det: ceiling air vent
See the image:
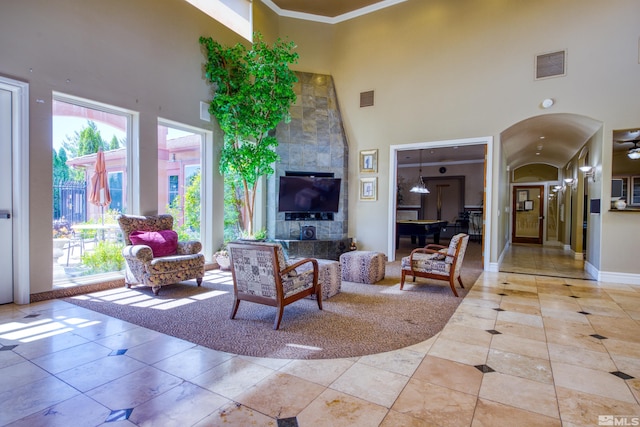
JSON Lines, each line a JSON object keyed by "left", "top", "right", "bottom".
{"left": 535, "top": 50, "right": 566, "bottom": 79}
{"left": 360, "top": 90, "right": 374, "bottom": 108}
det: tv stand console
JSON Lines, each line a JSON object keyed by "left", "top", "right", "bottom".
{"left": 275, "top": 238, "right": 351, "bottom": 261}
{"left": 285, "top": 212, "right": 334, "bottom": 221}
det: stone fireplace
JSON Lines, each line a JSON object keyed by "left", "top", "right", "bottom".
{"left": 266, "top": 72, "right": 350, "bottom": 258}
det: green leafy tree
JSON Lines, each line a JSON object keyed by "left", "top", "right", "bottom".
{"left": 108, "top": 135, "right": 121, "bottom": 150}
{"left": 223, "top": 175, "right": 243, "bottom": 242}
{"left": 200, "top": 32, "right": 298, "bottom": 235}
{"left": 62, "top": 120, "right": 107, "bottom": 158}
{"left": 165, "top": 170, "right": 201, "bottom": 241}
{"left": 183, "top": 170, "right": 201, "bottom": 238}
{"left": 53, "top": 148, "right": 71, "bottom": 184}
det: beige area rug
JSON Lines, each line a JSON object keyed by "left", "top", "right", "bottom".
{"left": 65, "top": 245, "right": 482, "bottom": 360}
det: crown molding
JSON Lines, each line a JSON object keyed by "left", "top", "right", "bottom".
{"left": 260, "top": 0, "right": 407, "bottom": 24}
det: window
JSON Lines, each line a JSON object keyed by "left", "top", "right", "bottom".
{"left": 108, "top": 172, "right": 124, "bottom": 212}
{"left": 52, "top": 93, "right": 133, "bottom": 282}
{"left": 185, "top": 165, "right": 201, "bottom": 184}
{"left": 158, "top": 122, "right": 203, "bottom": 241}
{"left": 632, "top": 177, "right": 640, "bottom": 205}
{"left": 184, "top": 0, "right": 252, "bottom": 40}
{"left": 168, "top": 175, "right": 179, "bottom": 206}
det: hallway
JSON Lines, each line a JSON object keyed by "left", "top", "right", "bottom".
{"left": 2, "top": 245, "right": 639, "bottom": 425}
{"left": 500, "top": 244, "right": 592, "bottom": 280}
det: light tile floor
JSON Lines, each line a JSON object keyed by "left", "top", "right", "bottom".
{"left": 2, "top": 247, "right": 639, "bottom": 426}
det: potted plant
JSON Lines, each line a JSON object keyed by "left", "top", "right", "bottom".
{"left": 214, "top": 244, "right": 230, "bottom": 271}
{"left": 199, "top": 32, "right": 298, "bottom": 237}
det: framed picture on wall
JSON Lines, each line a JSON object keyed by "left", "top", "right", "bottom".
{"left": 360, "top": 177, "right": 377, "bottom": 201}
{"left": 360, "top": 149, "right": 378, "bottom": 173}
{"left": 517, "top": 190, "right": 528, "bottom": 202}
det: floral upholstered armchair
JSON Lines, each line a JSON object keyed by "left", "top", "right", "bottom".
{"left": 227, "top": 241, "right": 322, "bottom": 330}
{"left": 400, "top": 233, "right": 469, "bottom": 297}
{"left": 117, "top": 214, "right": 205, "bottom": 295}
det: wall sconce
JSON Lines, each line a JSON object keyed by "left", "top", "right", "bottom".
{"left": 580, "top": 166, "right": 596, "bottom": 182}
{"left": 564, "top": 177, "right": 576, "bottom": 187}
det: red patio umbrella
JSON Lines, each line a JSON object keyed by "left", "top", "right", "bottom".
{"left": 89, "top": 149, "right": 111, "bottom": 225}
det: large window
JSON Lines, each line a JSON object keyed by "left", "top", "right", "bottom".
{"left": 158, "top": 122, "right": 203, "bottom": 241}
{"left": 52, "top": 94, "right": 132, "bottom": 282}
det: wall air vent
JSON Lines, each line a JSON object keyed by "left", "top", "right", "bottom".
{"left": 200, "top": 101, "right": 211, "bottom": 122}
{"left": 535, "top": 50, "right": 566, "bottom": 79}
{"left": 360, "top": 90, "right": 374, "bottom": 107}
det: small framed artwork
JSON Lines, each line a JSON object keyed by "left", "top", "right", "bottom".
{"left": 360, "top": 177, "right": 377, "bottom": 201}
{"left": 517, "top": 190, "right": 529, "bottom": 202}
{"left": 360, "top": 149, "right": 378, "bottom": 173}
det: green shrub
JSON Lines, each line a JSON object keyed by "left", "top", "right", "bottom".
{"left": 81, "top": 241, "right": 125, "bottom": 274}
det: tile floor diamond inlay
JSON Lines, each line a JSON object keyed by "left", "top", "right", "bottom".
{"left": 105, "top": 408, "right": 133, "bottom": 422}
{"left": 2, "top": 246, "right": 638, "bottom": 426}
{"left": 277, "top": 417, "right": 299, "bottom": 427}
{"left": 610, "top": 371, "right": 635, "bottom": 380}
{"left": 475, "top": 364, "right": 496, "bottom": 373}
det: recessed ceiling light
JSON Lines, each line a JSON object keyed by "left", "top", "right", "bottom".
{"left": 539, "top": 136, "right": 545, "bottom": 139}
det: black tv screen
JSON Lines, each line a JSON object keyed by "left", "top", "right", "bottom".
{"left": 278, "top": 176, "right": 341, "bottom": 212}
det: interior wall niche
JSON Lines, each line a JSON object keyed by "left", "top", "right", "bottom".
{"left": 266, "top": 72, "right": 349, "bottom": 240}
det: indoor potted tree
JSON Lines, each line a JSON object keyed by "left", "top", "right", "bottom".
{"left": 199, "top": 32, "right": 298, "bottom": 237}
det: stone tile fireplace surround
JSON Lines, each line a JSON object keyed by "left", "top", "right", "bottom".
{"left": 266, "top": 72, "right": 349, "bottom": 257}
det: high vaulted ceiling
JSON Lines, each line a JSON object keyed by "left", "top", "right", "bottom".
{"left": 263, "top": 1, "right": 613, "bottom": 171}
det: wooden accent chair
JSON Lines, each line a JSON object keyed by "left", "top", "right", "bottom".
{"left": 227, "top": 241, "right": 322, "bottom": 330}
{"left": 400, "top": 233, "right": 469, "bottom": 297}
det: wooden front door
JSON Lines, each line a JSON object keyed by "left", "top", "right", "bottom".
{"left": 512, "top": 185, "right": 544, "bottom": 244}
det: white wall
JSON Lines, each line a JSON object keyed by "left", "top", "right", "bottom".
{"left": 281, "top": 0, "right": 640, "bottom": 277}
{"left": 0, "top": 0, "right": 240, "bottom": 294}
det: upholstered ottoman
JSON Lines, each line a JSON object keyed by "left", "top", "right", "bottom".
{"left": 295, "top": 258, "right": 341, "bottom": 300}
{"left": 340, "top": 251, "right": 386, "bottom": 284}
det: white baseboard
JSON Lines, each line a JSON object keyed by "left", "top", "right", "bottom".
{"left": 598, "top": 270, "right": 640, "bottom": 285}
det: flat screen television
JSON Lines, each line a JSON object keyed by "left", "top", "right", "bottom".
{"left": 278, "top": 176, "right": 341, "bottom": 212}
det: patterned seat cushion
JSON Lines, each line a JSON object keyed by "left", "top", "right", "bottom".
{"left": 230, "top": 243, "right": 314, "bottom": 298}
{"left": 340, "top": 251, "right": 386, "bottom": 284}
{"left": 401, "top": 253, "right": 450, "bottom": 276}
{"left": 401, "top": 233, "right": 468, "bottom": 277}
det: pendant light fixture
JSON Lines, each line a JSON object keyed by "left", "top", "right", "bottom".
{"left": 410, "top": 149, "right": 430, "bottom": 194}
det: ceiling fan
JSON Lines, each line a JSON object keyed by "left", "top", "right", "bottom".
{"left": 616, "top": 138, "right": 640, "bottom": 160}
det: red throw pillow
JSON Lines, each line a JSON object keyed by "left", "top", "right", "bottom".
{"left": 129, "top": 230, "right": 178, "bottom": 257}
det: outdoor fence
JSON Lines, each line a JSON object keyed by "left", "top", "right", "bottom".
{"left": 53, "top": 181, "right": 87, "bottom": 223}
